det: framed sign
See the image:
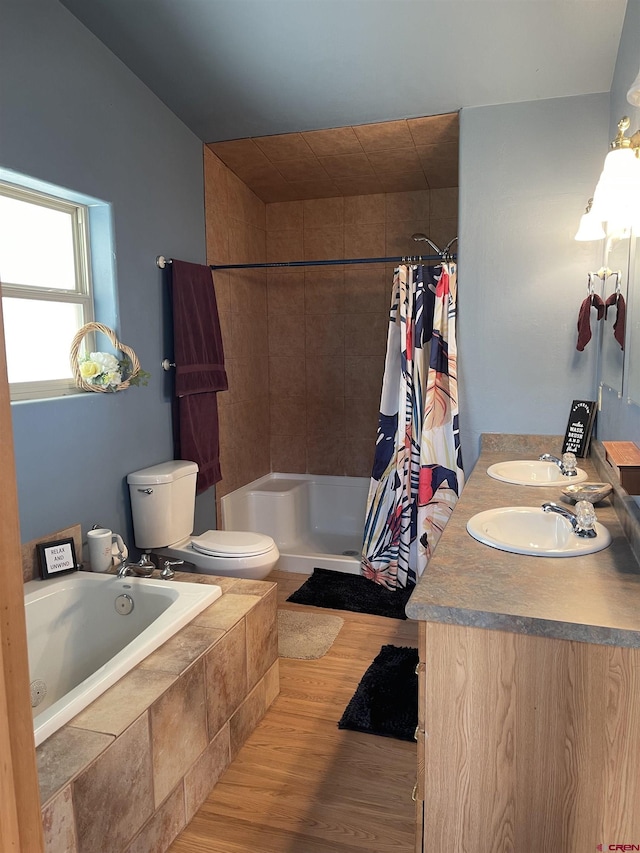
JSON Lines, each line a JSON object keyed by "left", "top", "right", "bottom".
{"left": 561, "top": 400, "right": 597, "bottom": 458}
{"left": 37, "top": 537, "right": 79, "bottom": 579}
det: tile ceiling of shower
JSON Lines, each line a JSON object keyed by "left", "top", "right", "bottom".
{"left": 206, "top": 112, "right": 458, "bottom": 203}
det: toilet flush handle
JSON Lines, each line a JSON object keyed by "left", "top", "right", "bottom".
{"left": 137, "top": 488, "right": 153, "bottom": 494}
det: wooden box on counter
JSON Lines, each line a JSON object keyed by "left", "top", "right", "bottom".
{"left": 602, "top": 441, "right": 640, "bottom": 494}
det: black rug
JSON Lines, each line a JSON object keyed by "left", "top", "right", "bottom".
{"left": 286, "top": 567, "right": 413, "bottom": 620}
{"left": 338, "top": 645, "right": 419, "bottom": 742}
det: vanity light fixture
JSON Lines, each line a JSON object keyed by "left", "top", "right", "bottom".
{"left": 627, "top": 66, "right": 640, "bottom": 107}
{"left": 589, "top": 117, "right": 640, "bottom": 238}
{"left": 574, "top": 198, "right": 606, "bottom": 241}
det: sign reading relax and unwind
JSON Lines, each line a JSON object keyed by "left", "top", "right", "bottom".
{"left": 562, "top": 400, "right": 597, "bottom": 458}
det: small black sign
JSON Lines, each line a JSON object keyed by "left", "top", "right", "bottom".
{"left": 562, "top": 400, "right": 597, "bottom": 458}
{"left": 37, "top": 537, "right": 79, "bottom": 580}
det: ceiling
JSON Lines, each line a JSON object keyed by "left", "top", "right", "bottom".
{"left": 59, "top": 0, "right": 626, "bottom": 146}
{"left": 58, "top": 0, "right": 627, "bottom": 202}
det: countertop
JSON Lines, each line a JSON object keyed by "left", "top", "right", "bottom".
{"left": 406, "top": 435, "right": 640, "bottom": 647}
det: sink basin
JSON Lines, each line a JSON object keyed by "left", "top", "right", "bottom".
{"left": 487, "top": 460, "right": 588, "bottom": 486}
{"left": 467, "top": 506, "right": 611, "bottom": 557}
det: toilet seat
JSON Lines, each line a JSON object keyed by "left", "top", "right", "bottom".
{"left": 191, "top": 530, "right": 275, "bottom": 558}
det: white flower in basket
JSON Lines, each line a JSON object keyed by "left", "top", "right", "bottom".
{"left": 79, "top": 352, "right": 124, "bottom": 389}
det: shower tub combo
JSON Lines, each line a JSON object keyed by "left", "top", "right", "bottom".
{"left": 221, "top": 473, "right": 369, "bottom": 575}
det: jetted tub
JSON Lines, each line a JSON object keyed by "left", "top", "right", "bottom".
{"left": 221, "top": 473, "right": 369, "bottom": 575}
{"left": 25, "top": 572, "right": 221, "bottom": 746}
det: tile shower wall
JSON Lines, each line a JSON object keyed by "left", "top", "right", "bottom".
{"left": 266, "top": 189, "right": 458, "bottom": 477}
{"left": 204, "top": 148, "right": 270, "bottom": 505}
{"left": 204, "top": 147, "right": 458, "bottom": 494}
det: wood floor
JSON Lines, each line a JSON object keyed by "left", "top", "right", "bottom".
{"left": 169, "top": 569, "right": 419, "bottom": 853}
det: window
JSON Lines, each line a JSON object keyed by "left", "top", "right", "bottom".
{"left": 0, "top": 182, "right": 95, "bottom": 400}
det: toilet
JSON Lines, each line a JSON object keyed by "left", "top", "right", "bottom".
{"left": 127, "top": 460, "right": 279, "bottom": 579}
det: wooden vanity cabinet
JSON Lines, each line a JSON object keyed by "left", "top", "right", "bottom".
{"left": 416, "top": 620, "right": 640, "bottom": 852}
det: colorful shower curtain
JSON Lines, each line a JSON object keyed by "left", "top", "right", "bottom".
{"left": 361, "top": 262, "right": 464, "bottom": 590}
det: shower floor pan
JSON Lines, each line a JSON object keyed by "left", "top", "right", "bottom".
{"left": 221, "top": 473, "right": 369, "bottom": 575}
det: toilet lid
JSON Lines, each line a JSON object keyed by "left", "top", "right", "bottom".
{"left": 191, "top": 530, "right": 275, "bottom": 558}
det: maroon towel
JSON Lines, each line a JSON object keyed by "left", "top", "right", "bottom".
{"left": 170, "top": 260, "right": 228, "bottom": 492}
{"left": 175, "top": 393, "right": 222, "bottom": 492}
{"left": 576, "top": 293, "right": 604, "bottom": 352}
{"left": 605, "top": 292, "right": 626, "bottom": 350}
{"left": 171, "top": 259, "right": 228, "bottom": 396}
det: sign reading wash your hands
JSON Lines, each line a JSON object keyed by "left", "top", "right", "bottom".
{"left": 562, "top": 400, "right": 597, "bottom": 458}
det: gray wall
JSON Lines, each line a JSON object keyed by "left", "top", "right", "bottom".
{"left": 1, "top": 0, "right": 209, "bottom": 546}
{"left": 457, "top": 93, "right": 610, "bottom": 472}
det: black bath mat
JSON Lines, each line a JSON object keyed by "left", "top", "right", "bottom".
{"left": 338, "top": 644, "right": 419, "bottom": 741}
{"left": 286, "top": 567, "right": 413, "bottom": 620}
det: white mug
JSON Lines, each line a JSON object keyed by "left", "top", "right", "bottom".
{"left": 87, "top": 528, "right": 125, "bottom": 573}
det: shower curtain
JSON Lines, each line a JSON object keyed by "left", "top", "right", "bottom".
{"left": 361, "top": 262, "right": 463, "bottom": 590}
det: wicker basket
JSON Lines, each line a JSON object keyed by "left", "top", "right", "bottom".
{"left": 70, "top": 322, "right": 141, "bottom": 392}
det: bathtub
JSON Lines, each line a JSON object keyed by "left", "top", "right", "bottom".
{"left": 25, "top": 571, "right": 221, "bottom": 746}
{"left": 221, "top": 473, "right": 369, "bottom": 575}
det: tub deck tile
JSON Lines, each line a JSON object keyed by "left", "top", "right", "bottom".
{"left": 73, "top": 714, "right": 154, "bottom": 853}
{"left": 68, "top": 668, "right": 176, "bottom": 737}
{"left": 171, "top": 571, "right": 241, "bottom": 593}
{"left": 41, "top": 784, "right": 77, "bottom": 853}
{"left": 205, "top": 619, "right": 247, "bottom": 737}
{"left": 37, "top": 726, "right": 114, "bottom": 806}
{"left": 151, "top": 659, "right": 208, "bottom": 808}
{"left": 124, "top": 783, "right": 186, "bottom": 853}
{"left": 246, "top": 587, "right": 278, "bottom": 689}
{"left": 194, "top": 592, "right": 261, "bottom": 631}
{"left": 138, "top": 625, "right": 225, "bottom": 677}
{"left": 184, "top": 723, "right": 232, "bottom": 823}
{"left": 227, "top": 579, "right": 276, "bottom": 596}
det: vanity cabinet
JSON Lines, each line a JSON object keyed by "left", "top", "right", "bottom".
{"left": 416, "top": 621, "right": 640, "bottom": 852}
{"left": 408, "top": 437, "right": 640, "bottom": 853}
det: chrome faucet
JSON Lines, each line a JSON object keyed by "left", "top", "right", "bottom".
{"left": 118, "top": 553, "right": 156, "bottom": 578}
{"left": 117, "top": 553, "right": 156, "bottom": 578}
{"left": 542, "top": 500, "right": 597, "bottom": 538}
{"left": 539, "top": 452, "right": 578, "bottom": 477}
{"left": 160, "top": 559, "right": 184, "bottom": 580}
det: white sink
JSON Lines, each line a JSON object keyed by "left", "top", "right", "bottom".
{"left": 467, "top": 506, "right": 611, "bottom": 557}
{"left": 487, "top": 460, "right": 588, "bottom": 486}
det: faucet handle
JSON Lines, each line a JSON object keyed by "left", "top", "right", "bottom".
{"left": 575, "top": 499, "right": 597, "bottom": 531}
{"left": 562, "top": 452, "right": 577, "bottom": 476}
{"left": 160, "top": 559, "right": 183, "bottom": 580}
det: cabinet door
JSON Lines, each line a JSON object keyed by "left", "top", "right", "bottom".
{"left": 423, "top": 620, "right": 640, "bottom": 851}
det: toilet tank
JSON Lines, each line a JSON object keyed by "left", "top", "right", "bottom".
{"left": 127, "top": 460, "right": 198, "bottom": 549}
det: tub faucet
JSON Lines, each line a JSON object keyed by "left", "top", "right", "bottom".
{"left": 117, "top": 562, "right": 136, "bottom": 578}
{"left": 539, "top": 452, "right": 578, "bottom": 476}
{"left": 542, "top": 500, "right": 597, "bottom": 538}
{"left": 132, "top": 552, "right": 155, "bottom": 577}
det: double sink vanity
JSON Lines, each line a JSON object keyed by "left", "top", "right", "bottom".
{"left": 407, "top": 434, "right": 640, "bottom": 852}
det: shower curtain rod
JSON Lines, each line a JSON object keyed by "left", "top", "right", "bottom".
{"left": 156, "top": 253, "right": 456, "bottom": 271}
